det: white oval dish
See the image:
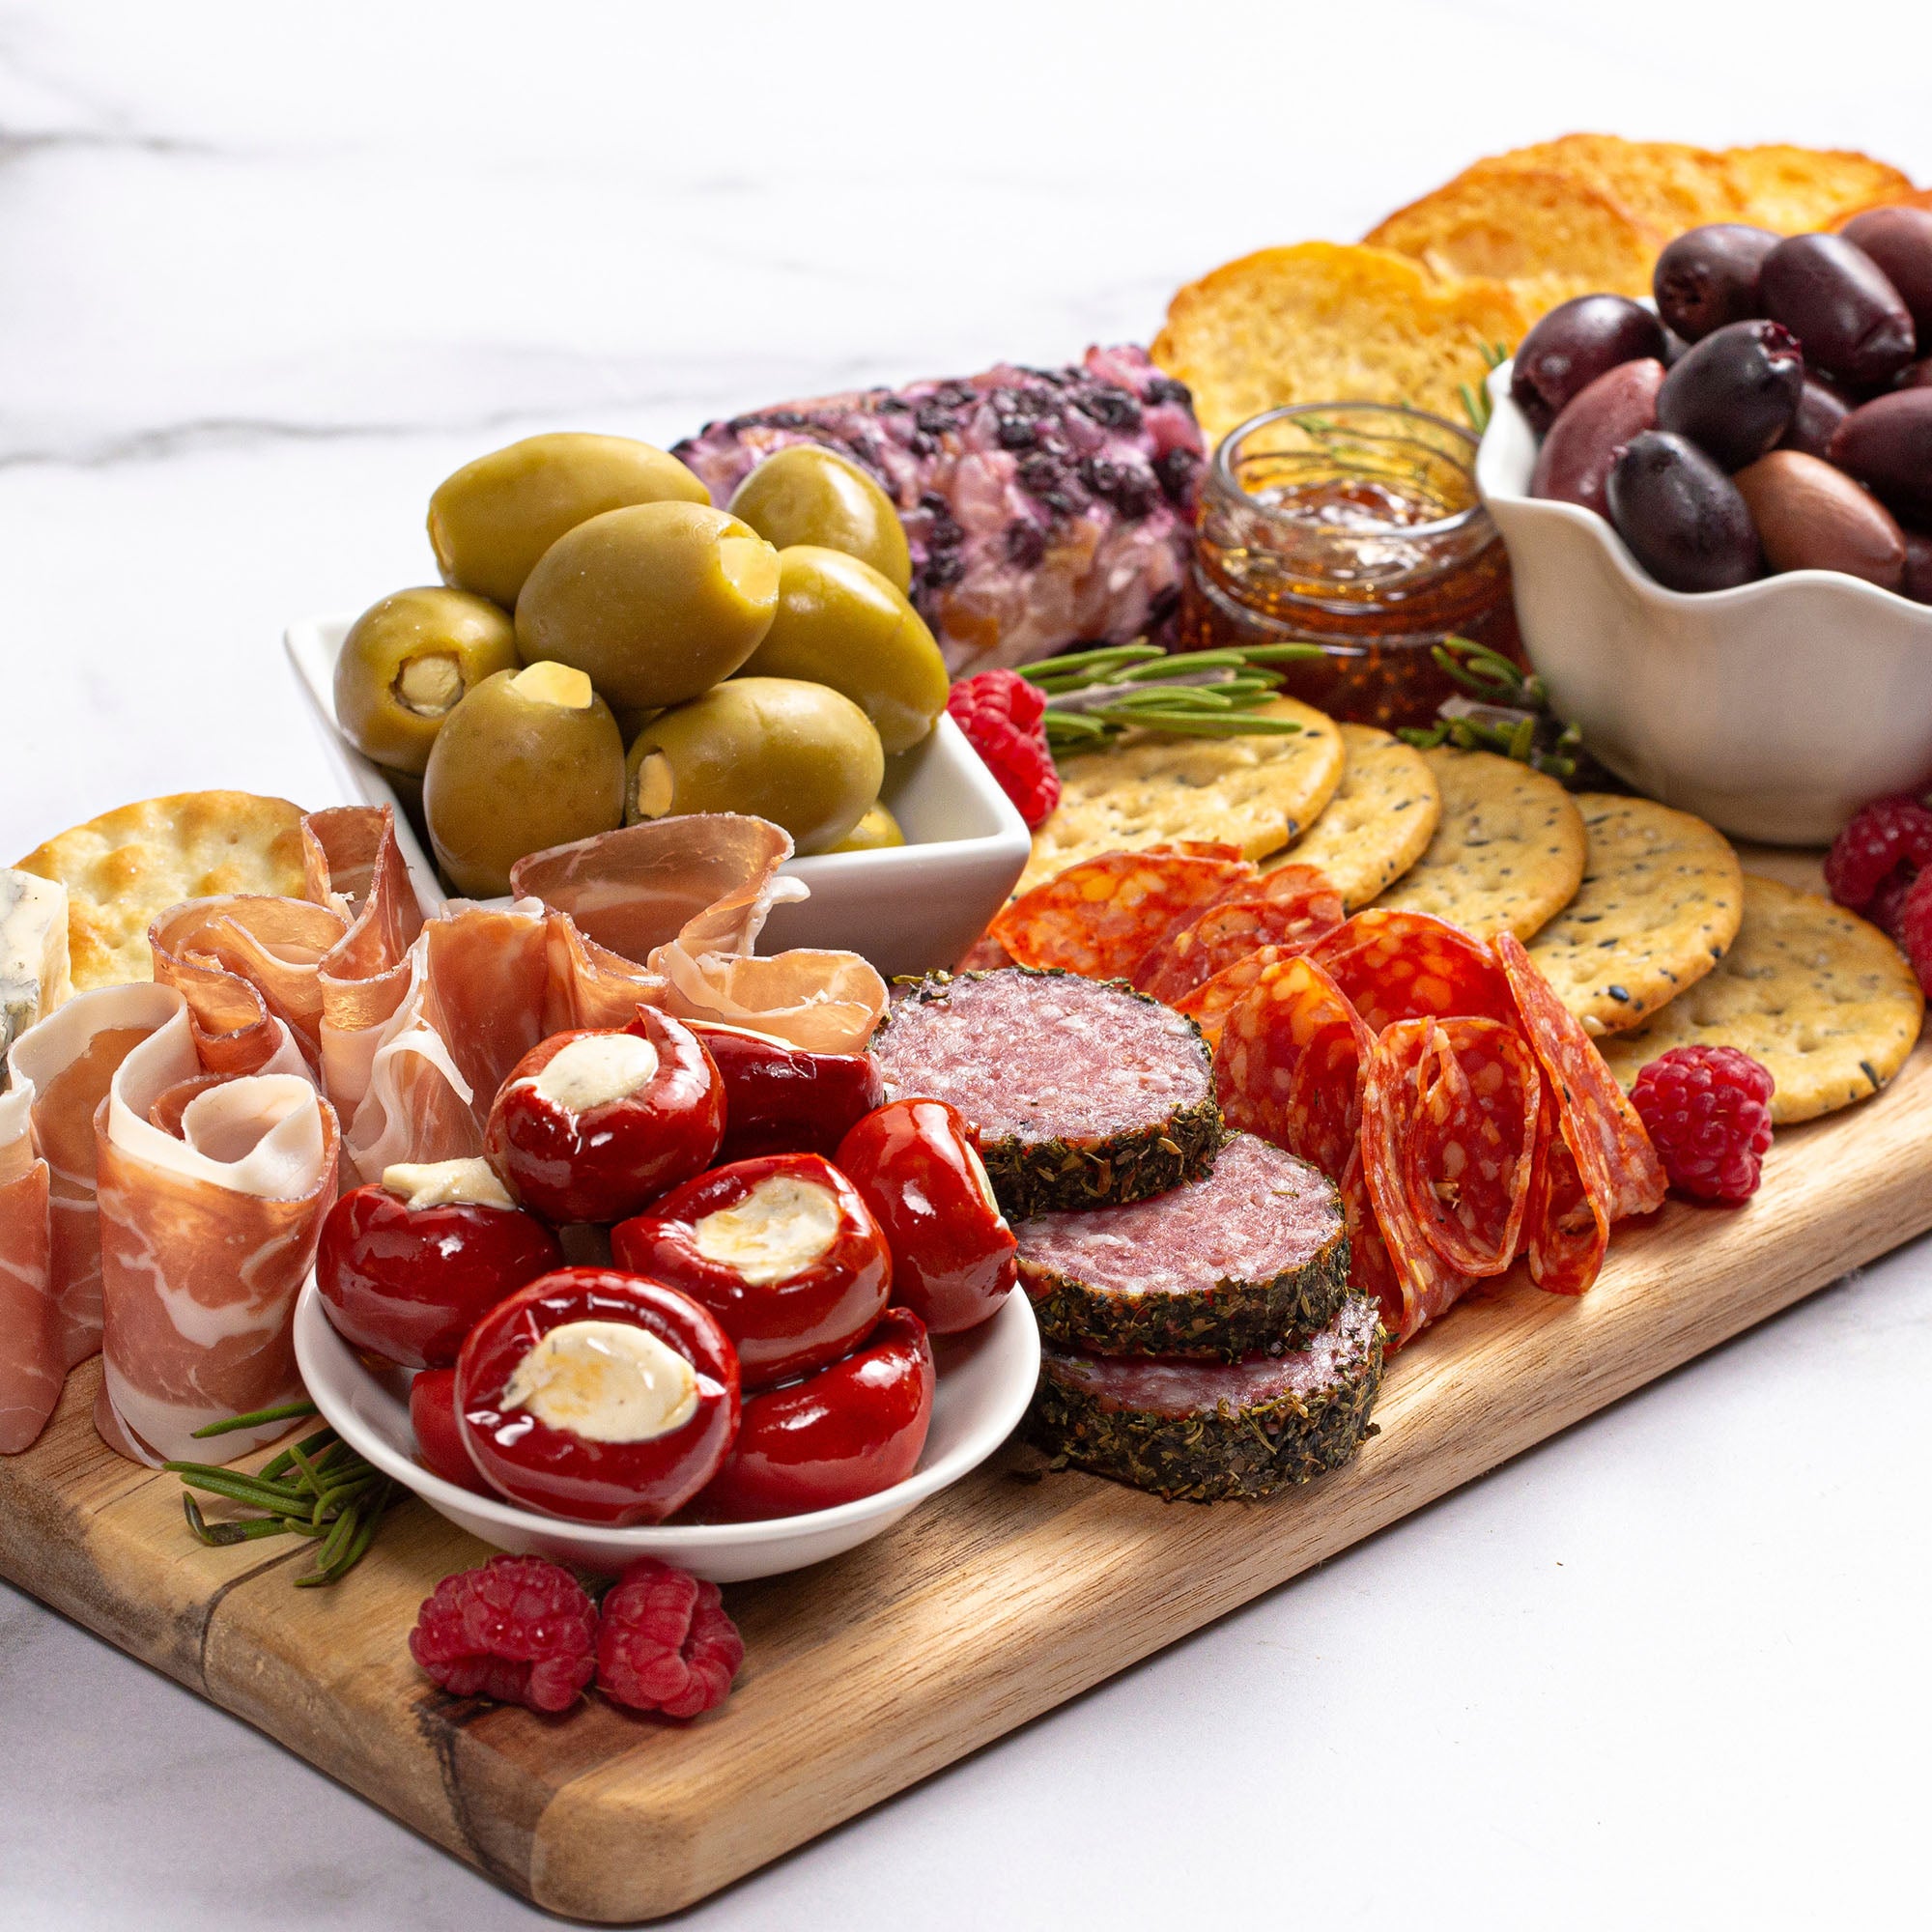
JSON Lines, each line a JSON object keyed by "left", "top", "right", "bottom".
{"left": 1475, "top": 363, "right": 1932, "bottom": 845}
{"left": 294, "top": 1275, "right": 1040, "bottom": 1582}
{"left": 283, "top": 613, "right": 1031, "bottom": 980}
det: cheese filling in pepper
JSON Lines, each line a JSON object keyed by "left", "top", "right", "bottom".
{"left": 692, "top": 1175, "right": 842, "bottom": 1285}
{"left": 501, "top": 1320, "right": 698, "bottom": 1443}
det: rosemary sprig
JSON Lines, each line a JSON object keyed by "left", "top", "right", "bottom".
{"left": 1458, "top": 341, "right": 1512, "bottom": 438}
{"left": 1026, "top": 642, "right": 1323, "bottom": 752}
{"left": 172, "top": 1400, "right": 398, "bottom": 1587}
{"left": 1397, "top": 638, "right": 1587, "bottom": 782}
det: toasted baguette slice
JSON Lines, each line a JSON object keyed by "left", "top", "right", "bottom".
{"left": 1151, "top": 241, "right": 1528, "bottom": 445}
{"left": 1487, "top": 134, "right": 1741, "bottom": 236}
{"left": 1364, "top": 161, "right": 1661, "bottom": 304}
{"left": 1721, "top": 145, "right": 1917, "bottom": 233}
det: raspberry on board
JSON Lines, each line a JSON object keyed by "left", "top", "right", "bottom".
{"left": 1629, "top": 1044, "right": 1776, "bottom": 1205}
{"left": 947, "top": 670, "right": 1061, "bottom": 829}
{"left": 409, "top": 1553, "right": 598, "bottom": 1714}
{"left": 596, "top": 1556, "right": 744, "bottom": 1719}
{"left": 1897, "top": 867, "right": 1932, "bottom": 997}
{"left": 1823, "top": 795, "right": 1932, "bottom": 915}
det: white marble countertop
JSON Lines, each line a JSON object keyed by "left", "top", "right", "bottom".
{"left": 3, "top": 2, "right": 1929, "bottom": 1925}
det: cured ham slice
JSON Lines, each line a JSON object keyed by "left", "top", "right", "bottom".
{"left": 0, "top": 1084, "right": 59, "bottom": 1453}
{"left": 95, "top": 1004, "right": 338, "bottom": 1464}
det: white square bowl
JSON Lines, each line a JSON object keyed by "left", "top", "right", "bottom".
{"left": 285, "top": 615, "right": 1031, "bottom": 978}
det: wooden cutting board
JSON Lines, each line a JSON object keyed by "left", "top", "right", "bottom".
{"left": 3, "top": 856, "right": 1927, "bottom": 1922}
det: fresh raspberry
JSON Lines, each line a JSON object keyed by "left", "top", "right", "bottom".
{"left": 1630, "top": 1045, "right": 1776, "bottom": 1205}
{"left": 595, "top": 1557, "right": 744, "bottom": 1719}
{"left": 1823, "top": 794, "right": 1932, "bottom": 915}
{"left": 1866, "top": 871, "right": 1915, "bottom": 942}
{"left": 947, "top": 669, "right": 1061, "bottom": 829}
{"left": 1896, "top": 867, "right": 1932, "bottom": 996}
{"left": 409, "top": 1554, "right": 598, "bottom": 1713}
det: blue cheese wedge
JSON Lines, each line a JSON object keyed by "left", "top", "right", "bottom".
{"left": 1, "top": 870, "right": 71, "bottom": 1066}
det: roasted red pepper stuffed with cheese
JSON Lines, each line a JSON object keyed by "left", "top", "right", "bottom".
{"left": 485, "top": 1010, "right": 724, "bottom": 1225}
{"left": 456, "top": 1267, "right": 740, "bottom": 1524}
{"left": 697, "top": 1306, "right": 935, "bottom": 1520}
{"left": 837, "top": 1098, "right": 1017, "bottom": 1334}
{"left": 409, "top": 1367, "right": 493, "bottom": 1495}
{"left": 673, "top": 1018, "right": 884, "bottom": 1163}
{"left": 611, "top": 1153, "right": 892, "bottom": 1389}
{"left": 316, "top": 1158, "right": 564, "bottom": 1368}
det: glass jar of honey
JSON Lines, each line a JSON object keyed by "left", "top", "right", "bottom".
{"left": 1178, "top": 403, "right": 1520, "bottom": 729}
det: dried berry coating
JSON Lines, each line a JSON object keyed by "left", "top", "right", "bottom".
{"left": 595, "top": 1557, "right": 744, "bottom": 1719}
{"left": 946, "top": 669, "right": 1061, "bottom": 828}
{"left": 874, "top": 968, "right": 1221, "bottom": 1218}
{"left": 1017, "top": 1133, "right": 1348, "bottom": 1359}
{"left": 1031, "top": 1293, "right": 1384, "bottom": 1501}
{"left": 409, "top": 1554, "right": 598, "bottom": 1713}
{"left": 1630, "top": 1044, "right": 1776, "bottom": 1204}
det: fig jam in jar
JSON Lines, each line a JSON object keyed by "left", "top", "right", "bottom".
{"left": 1179, "top": 403, "right": 1520, "bottom": 728}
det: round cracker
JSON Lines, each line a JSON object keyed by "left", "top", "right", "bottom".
{"left": 14, "top": 791, "right": 309, "bottom": 991}
{"left": 1269, "top": 723, "right": 1440, "bottom": 909}
{"left": 1369, "top": 747, "right": 1585, "bottom": 942}
{"left": 1598, "top": 875, "right": 1923, "bottom": 1124}
{"left": 1021, "top": 697, "right": 1344, "bottom": 893}
{"left": 1526, "top": 794, "right": 1743, "bottom": 1037}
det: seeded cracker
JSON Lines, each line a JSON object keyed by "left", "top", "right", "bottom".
{"left": 1271, "top": 723, "right": 1441, "bottom": 909}
{"left": 1526, "top": 795, "right": 1743, "bottom": 1036}
{"left": 1020, "top": 697, "right": 1344, "bottom": 893}
{"left": 1369, "top": 748, "right": 1585, "bottom": 943}
{"left": 1598, "top": 875, "right": 1924, "bottom": 1124}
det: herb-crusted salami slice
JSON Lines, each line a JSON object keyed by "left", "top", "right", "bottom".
{"left": 874, "top": 968, "right": 1221, "bottom": 1218}
{"left": 1032, "top": 1293, "right": 1384, "bottom": 1501}
{"left": 1309, "top": 908, "right": 1515, "bottom": 1033}
{"left": 1402, "top": 1016, "right": 1542, "bottom": 1278}
{"left": 991, "top": 850, "right": 1254, "bottom": 982}
{"left": 1016, "top": 1132, "right": 1348, "bottom": 1359}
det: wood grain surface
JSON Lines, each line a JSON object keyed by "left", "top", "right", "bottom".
{"left": 3, "top": 856, "right": 1926, "bottom": 1923}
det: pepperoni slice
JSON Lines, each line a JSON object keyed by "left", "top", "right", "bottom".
{"left": 1173, "top": 946, "right": 1297, "bottom": 1049}
{"left": 1339, "top": 1146, "right": 1402, "bottom": 1338}
{"left": 1521, "top": 1088, "right": 1607, "bottom": 1296}
{"left": 1308, "top": 910, "right": 1515, "bottom": 1034}
{"left": 1493, "top": 932, "right": 1666, "bottom": 1225}
{"left": 956, "top": 933, "right": 1014, "bottom": 972}
{"left": 991, "top": 850, "right": 1255, "bottom": 983}
{"left": 1134, "top": 872, "right": 1346, "bottom": 1004}
{"left": 1213, "top": 953, "right": 1373, "bottom": 1180}
{"left": 1359, "top": 1019, "right": 1476, "bottom": 1347}
{"left": 1401, "top": 1017, "right": 1541, "bottom": 1278}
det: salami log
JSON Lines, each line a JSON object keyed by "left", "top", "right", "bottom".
{"left": 1309, "top": 908, "right": 1515, "bottom": 1033}
{"left": 1402, "top": 1016, "right": 1542, "bottom": 1278}
{"left": 1031, "top": 1293, "right": 1384, "bottom": 1500}
{"left": 1016, "top": 1132, "right": 1348, "bottom": 1358}
{"left": 873, "top": 968, "right": 1221, "bottom": 1218}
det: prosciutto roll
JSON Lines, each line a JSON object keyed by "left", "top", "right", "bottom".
{"left": 95, "top": 1005, "right": 338, "bottom": 1464}
{"left": 0, "top": 1083, "right": 58, "bottom": 1453}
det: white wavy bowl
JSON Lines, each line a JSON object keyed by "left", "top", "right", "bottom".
{"left": 294, "top": 1277, "right": 1039, "bottom": 1582}
{"left": 1476, "top": 363, "right": 1932, "bottom": 844}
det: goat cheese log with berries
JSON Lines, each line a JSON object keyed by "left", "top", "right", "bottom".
{"left": 672, "top": 346, "right": 1207, "bottom": 675}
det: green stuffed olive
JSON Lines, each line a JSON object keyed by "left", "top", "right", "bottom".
{"left": 333, "top": 587, "right": 521, "bottom": 777}
{"left": 424, "top": 662, "right": 625, "bottom": 897}
{"left": 624, "top": 676, "right": 884, "bottom": 855}
{"left": 735, "top": 546, "right": 948, "bottom": 755}
{"left": 427, "top": 432, "right": 708, "bottom": 609}
{"left": 515, "top": 501, "right": 781, "bottom": 711}
{"left": 727, "top": 445, "right": 913, "bottom": 593}
{"left": 822, "top": 801, "right": 906, "bottom": 853}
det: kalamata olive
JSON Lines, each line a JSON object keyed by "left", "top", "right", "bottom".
{"left": 1903, "top": 532, "right": 1932, "bottom": 606}
{"left": 1605, "top": 432, "right": 1764, "bottom": 593}
{"left": 1827, "top": 389, "right": 1932, "bottom": 525}
{"left": 1777, "top": 373, "right": 1853, "bottom": 460}
{"left": 1529, "top": 357, "right": 1664, "bottom": 516}
{"left": 1652, "top": 224, "right": 1780, "bottom": 343}
{"left": 1654, "top": 320, "right": 1804, "bottom": 470}
{"left": 1897, "top": 357, "right": 1932, "bottom": 392}
{"left": 1840, "top": 206, "right": 1932, "bottom": 338}
{"left": 1510, "top": 295, "right": 1667, "bottom": 435}
{"left": 1759, "top": 233, "right": 1917, "bottom": 389}
{"left": 1730, "top": 450, "right": 1906, "bottom": 589}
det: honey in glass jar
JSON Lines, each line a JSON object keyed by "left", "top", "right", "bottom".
{"left": 1179, "top": 403, "right": 1520, "bottom": 729}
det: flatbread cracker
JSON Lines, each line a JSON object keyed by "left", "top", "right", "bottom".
{"left": 1022, "top": 697, "right": 1344, "bottom": 893}
{"left": 1270, "top": 723, "right": 1440, "bottom": 909}
{"left": 15, "top": 791, "right": 308, "bottom": 991}
{"left": 1598, "top": 876, "right": 1923, "bottom": 1124}
{"left": 1526, "top": 795, "right": 1743, "bottom": 1036}
{"left": 1369, "top": 748, "right": 1585, "bottom": 943}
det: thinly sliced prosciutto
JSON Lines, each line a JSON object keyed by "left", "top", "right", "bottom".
{"left": 94, "top": 1004, "right": 338, "bottom": 1464}
{"left": 0, "top": 1083, "right": 58, "bottom": 1453}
